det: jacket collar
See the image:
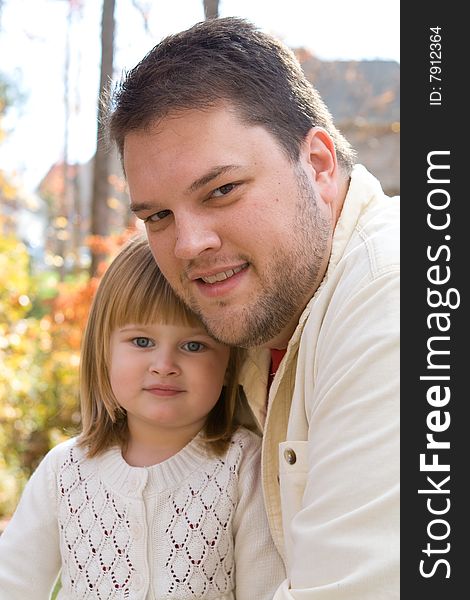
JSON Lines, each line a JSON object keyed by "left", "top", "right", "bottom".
{"left": 240, "top": 165, "right": 384, "bottom": 425}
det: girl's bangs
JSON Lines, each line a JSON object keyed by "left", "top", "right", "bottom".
{"left": 108, "top": 262, "right": 202, "bottom": 330}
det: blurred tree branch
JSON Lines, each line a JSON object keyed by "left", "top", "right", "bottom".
{"left": 131, "top": 0, "right": 151, "bottom": 34}
{"left": 90, "top": 0, "right": 116, "bottom": 276}
{"left": 203, "top": 0, "right": 219, "bottom": 19}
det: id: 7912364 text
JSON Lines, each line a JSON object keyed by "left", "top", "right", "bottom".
{"left": 429, "top": 26, "right": 442, "bottom": 106}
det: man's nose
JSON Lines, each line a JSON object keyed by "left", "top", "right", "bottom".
{"left": 174, "top": 214, "right": 222, "bottom": 260}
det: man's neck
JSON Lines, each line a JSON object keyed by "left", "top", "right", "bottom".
{"left": 260, "top": 290, "right": 312, "bottom": 350}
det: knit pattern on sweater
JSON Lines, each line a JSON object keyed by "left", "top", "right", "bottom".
{"left": 58, "top": 448, "right": 135, "bottom": 598}
{"left": 57, "top": 438, "right": 244, "bottom": 599}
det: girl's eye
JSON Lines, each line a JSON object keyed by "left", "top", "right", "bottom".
{"left": 132, "top": 337, "right": 154, "bottom": 348}
{"left": 182, "top": 341, "right": 205, "bottom": 352}
{"left": 146, "top": 209, "right": 171, "bottom": 223}
{"left": 212, "top": 183, "right": 236, "bottom": 198}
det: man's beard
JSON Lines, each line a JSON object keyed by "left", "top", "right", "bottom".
{"left": 188, "top": 169, "right": 331, "bottom": 348}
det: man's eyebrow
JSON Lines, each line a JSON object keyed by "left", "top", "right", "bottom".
{"left": 187, "top": 165, "right": 240, "bottom": 194}
{"left": 129, "top": 164, "right": 241, "bottom": 213}
{"left": 130, "top": 200, "right": 155, "bottom": 213}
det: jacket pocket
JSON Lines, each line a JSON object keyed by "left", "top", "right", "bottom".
{"left": 278, "top": 440, "right": 309, "bottom": 560}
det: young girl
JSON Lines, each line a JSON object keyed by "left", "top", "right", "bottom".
{"left": 0, "top": 237, "right": 284, "bottom": 599}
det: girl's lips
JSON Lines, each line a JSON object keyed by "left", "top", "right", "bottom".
{"left": 144, "top": 386, "right": 184, "bottom": 397}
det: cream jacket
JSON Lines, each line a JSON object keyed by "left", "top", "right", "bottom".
{"left": 240, "top": 165, "right": 399, "bottom": 599}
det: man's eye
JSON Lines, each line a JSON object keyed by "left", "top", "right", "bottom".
{"left": 211, "top": 183, "right": 236, "bottom": 198}
{"left": 132, "top": 337, "right": 154, "bottom": 348}
{"left": 182, "top": 341, "right": 205, "bottom": 352}
{"left": 145, "top": 209, "right": 171, "bottom": 223}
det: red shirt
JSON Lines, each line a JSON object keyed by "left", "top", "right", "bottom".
{"left": 268, "top": 348, "right": 287, "bottom": 392}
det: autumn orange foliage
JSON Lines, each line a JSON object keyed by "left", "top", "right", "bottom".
{"left": 0, "top": 229, "right": 136, "bottom": 518}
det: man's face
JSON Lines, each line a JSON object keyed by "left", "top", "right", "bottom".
{"left": 124, "top": 105, "right": 334, "bottom": 348}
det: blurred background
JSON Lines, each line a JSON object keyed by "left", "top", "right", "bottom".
{"left": 0, "top": 0, "right": 399, "bottom": 524}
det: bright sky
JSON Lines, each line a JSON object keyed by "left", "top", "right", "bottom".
{"left": 0, "top": 0, "right": 400, "bottom": 195}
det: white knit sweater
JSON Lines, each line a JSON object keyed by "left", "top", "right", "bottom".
{"left": 0, "top": 427, "right": 284, "bottom": 600}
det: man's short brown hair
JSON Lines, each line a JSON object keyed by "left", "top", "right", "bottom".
{"left": 109, "top": 17, "right": 356, "bottom": 173}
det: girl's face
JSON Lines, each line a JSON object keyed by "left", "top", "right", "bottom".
{"left": 109, "top": 321, "right": 230, "bottom": 446}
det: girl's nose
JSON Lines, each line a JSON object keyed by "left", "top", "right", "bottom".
{"left": 148, "top": 350, "right": 181, "bottom": 376}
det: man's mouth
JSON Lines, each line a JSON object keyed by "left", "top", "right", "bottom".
{"left": 199, "top": 263, "right": 248, "bottom": 284}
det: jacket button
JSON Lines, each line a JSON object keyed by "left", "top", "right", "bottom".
{"left": 283, "top": 448, "right": 297, "bottom": 465}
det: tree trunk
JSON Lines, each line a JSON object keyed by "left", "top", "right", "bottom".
{"left": 89, "top": 0, "right": 115, "bottom": 276}
{"left": 57, "top": 3, "right": 73, "bottom": 280}
{"left": 203, "top": 0, "right": 219, "bottom": 19}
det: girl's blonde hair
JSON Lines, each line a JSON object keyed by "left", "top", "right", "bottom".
{"left": 78, "top": 236, "right": 242, "bottom": 457}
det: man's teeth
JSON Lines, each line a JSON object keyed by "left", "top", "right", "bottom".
{"left": 201, "top": 265, "right": 245, "bottom": 284}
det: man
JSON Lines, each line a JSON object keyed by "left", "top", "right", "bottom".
{"left": 109, "top": 17, "right": 399, "bottom": 599}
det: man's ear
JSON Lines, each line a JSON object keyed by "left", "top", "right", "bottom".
{"left": 300, "top": 127, "right": 339, "bottom": 205}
